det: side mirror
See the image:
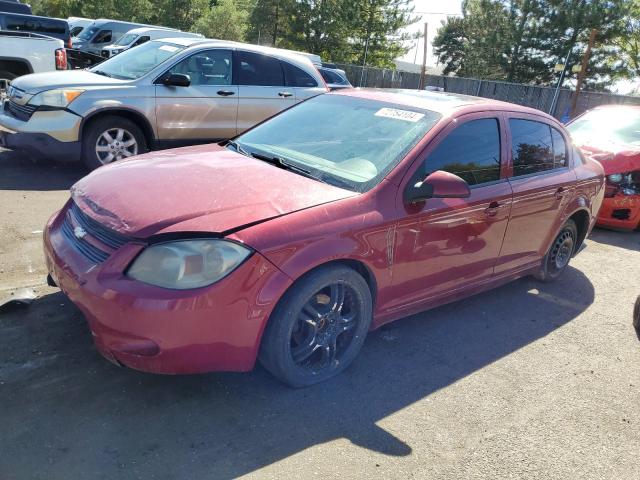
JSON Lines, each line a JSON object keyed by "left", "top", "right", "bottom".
{"left": 405, "top": 170, "right": 471, "bottom": 204}
{"left": 162, "top": 73, "right": 191, "bottom": 87}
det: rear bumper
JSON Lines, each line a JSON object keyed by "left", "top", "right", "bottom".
{"left": 596, "top": 194, "right": 640, "bottom": 231}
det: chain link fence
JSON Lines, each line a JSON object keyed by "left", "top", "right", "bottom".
{"left": 334, "top": 63, "right": 640, "bottom": 120}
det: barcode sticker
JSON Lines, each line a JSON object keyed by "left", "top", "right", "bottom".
{"left": 375, "top": 108, "right": 425, "bottom": 122}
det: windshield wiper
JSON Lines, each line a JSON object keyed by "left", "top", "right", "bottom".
{"left": 226, "top": 140, "right": 248, "bottom": 156}
{"left": 92, "top": 70, "right": 112, "bottom": 78}
{"left": 250, "top": 152, "right": 324, "bottom": 182}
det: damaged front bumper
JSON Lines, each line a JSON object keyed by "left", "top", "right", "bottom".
{"left": 0, "top": 108, "right": 82, "bottom": 162}
{"left": 43, "top": 204, "right": 292, "bottom": 374}
{"left": 597, "top": 192, "right": 640, "bottom": 231}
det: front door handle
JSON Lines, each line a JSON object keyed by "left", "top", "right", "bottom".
{"left": 484, "top": 201, "right": 502, "bottom": 217}
{"left": 217, "top": 90, "right": 235, "bottom": 96}
{"left": 554, "top": 187, "right": 565, "bottom": 199}
{"left": 278, "top": 91, "right": 293, "bottom": 98}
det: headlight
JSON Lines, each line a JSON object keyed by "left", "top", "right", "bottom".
{"left": 29, "top": 89, "right": 84, "bottom": 108}
{"left": 607, "top": 173, "right": 623, "bottom": 183}
{"left": 127, "top": 239, "right": 252, "bottom": 290}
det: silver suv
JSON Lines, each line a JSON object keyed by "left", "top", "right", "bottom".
{"left": 0, "top": 38, "right": 327, "bottom": 169}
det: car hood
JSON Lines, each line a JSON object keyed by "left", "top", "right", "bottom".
{"left": 576, "top": 140, "right": 640, "bottom": 175}
{"left": 11, "top": 70, "right": 127, "bottom": 94}
{"left": 70, "top": 144, "right": 357, "bottom": 238}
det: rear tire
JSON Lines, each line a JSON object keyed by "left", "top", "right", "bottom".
{"left": 633, "top": 296, "right": 640, "bottom": 331}
{"left": 259, "top": 265, "right": 372, "bottom": 387}
{"left": 81, "top": 115, "right": 147, "bottom": 170}
{"left": 534, "top": 219, "right": 578, "bottom": 282}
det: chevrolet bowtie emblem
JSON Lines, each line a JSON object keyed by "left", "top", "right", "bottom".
{"left": 74, "top": 226, "right": 87, "bottom": 239}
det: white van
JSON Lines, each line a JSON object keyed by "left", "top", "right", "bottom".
{"left": 100, "top": 27, "right": 203, "bottom": 58}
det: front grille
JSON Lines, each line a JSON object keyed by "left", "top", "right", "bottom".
{"left": 60, "top": 203, "right": 131, "bottom": 264}
{"left": 5, "top": 100, "right": 37, "bottom": 121}
{"left": 612, "top": 209, "right": 631, "bottom": 220}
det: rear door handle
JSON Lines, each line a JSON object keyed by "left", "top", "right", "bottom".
{"left": 278, "top": 91, "right": 293, "bottom": 98}
{"left": 217, "top": 90, "right": 235, "bottom": 96}
{"left": 484, "top": 201, "right": 502, "bottom": 217}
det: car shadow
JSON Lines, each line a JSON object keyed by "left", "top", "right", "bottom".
{"left": 0, "top": 149, "right": 86, "bottom": 191}
{"left": 588, "top": 227, "right": 640, "bottom": 251}
{"left": 0, "top": 267, "right": 594, "bottom": 478}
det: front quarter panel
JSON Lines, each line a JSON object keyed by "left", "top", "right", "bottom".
{"left": 229, "top": 182, "right": 399, "bottom": 324}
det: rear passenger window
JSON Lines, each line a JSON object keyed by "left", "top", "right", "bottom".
{"left": 238, "top": 51, "right": 284, "bottom": 86}
{"left": 551, "top": 128, "right": 567, "bottom": 168}
{"left": 510, "top": 119, "right": 555, "bottom": 176}
{"left": 422, "top": 118, "right": 502, "bottom": 186}
{"left": 283, "top": 62, "right": 317, "bottom": 87}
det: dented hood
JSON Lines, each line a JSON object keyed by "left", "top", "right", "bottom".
{"left": 576, "top": 141, "right": 640, "bottom": 175}
{"left": 71, "top": 144, "right": 356, "bottom": 238}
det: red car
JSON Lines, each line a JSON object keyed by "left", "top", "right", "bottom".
{"left": 44, "top": 90, "right": 605, "bottom": 387}
{"left": 567, "top": 105, "right": 640, "bottom": 231}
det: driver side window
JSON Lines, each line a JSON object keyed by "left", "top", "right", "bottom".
{"left": 94, "top": 30, "right": 112, "bottom": 43}
{"left": 167, "top": 49, "right": 233, "bottom": 86}
{"left": 418, "top": 118, "right": 502, "bottom": 186}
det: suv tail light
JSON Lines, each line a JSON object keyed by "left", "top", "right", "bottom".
{"left": 55, "top": 48, "right": 68, "bottom": 70}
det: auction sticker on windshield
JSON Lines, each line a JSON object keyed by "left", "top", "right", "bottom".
{"left": 375, "top": 108, "right": 425, "bottom": 122}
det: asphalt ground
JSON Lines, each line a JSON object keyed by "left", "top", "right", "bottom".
{"left": 1, "top": 149, "right": 639, "bottom": 479}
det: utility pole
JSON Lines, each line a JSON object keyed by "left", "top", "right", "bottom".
{"left": 418, "top": 22, "right": 428, "bottom": 89}
{"left": 570, "top": 29, "right": 598, "bottom": 117}
{"left": 549, "top": 48, "right": 572, "bottom": 117}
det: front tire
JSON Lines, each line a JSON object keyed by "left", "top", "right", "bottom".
{"left": 259, "top": 265, "right": 373, "bottom": 387}
{"left": 633, "top": 296, "right": 640, "bottom": 331}
{"left": 535, "top": 219, "right": 578, "bottom": 282}
{"left": 81, "top": 115, "right": 147, "bottom": 170}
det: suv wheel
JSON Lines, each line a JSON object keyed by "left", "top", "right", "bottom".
{"left": 82, "top": 115, "right": 147, "bottom": 170}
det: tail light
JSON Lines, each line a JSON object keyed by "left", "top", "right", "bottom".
{"left": 55, "top": 48, "right": 68, "bottom": 70}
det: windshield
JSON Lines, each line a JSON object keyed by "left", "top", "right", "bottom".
{"left": 568, "top": 108, "right": 640, "bottom": 147}
{"left": 89, "top": 41, "right": 185, "bottom": 80}
{"left": 77, "top": 26, "right": 98, "bottom": 41}
{"left": 235, "top": 95, "right": 441, "bottom": 192}
{"left": 115, "top": 33, "right": 137, "bottom": 46}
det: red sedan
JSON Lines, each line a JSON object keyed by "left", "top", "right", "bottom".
{"left": 44, "top": 90, "right": 605, "bottom": 387}
{"left": 567, "top": 105, "right": 640, "bottom": 231}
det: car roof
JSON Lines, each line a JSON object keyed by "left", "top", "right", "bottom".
{"left": 157, "top": 38, "right": 322, "bottom": 72}
{"left": 124, "top": 26, "right": 180, "bottom": 34}
{"left": 333, "top": 88, "right": 556, "bottom": 118}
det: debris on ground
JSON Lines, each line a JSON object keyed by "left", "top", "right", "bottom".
{"left": 0, "top": 288, "right": 37, "bottom": 312}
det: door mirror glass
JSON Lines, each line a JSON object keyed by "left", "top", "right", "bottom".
{"left": 405, "top": 170, "right": 471, "bottom": 204}
{"left": 163, "top": 73, "right": 191, "bottom": 87}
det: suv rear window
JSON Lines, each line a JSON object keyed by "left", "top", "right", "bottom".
{"left": 283, "top": 62, "right": 317, "bottom": 88}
